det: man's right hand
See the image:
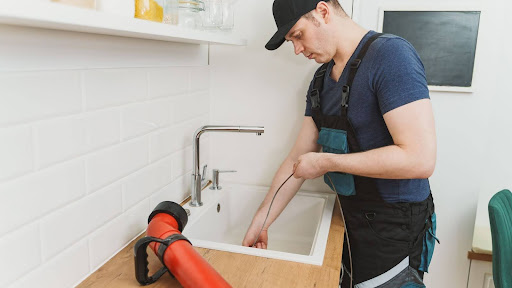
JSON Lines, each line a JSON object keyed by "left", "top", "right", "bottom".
{"left": 242, "top": 222, "right": 268, "bottom": 249}
{"left": 241, "top": 117, "right": 319, "bottom": 250}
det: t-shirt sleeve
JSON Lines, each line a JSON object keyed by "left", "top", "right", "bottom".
{"left": 304, "top": 78, "right": 314, "bottom": 116}
{"left": 371, "top": 38, "right": 430, "bottom": 115}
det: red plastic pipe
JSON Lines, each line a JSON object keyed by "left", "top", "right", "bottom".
{"left": 146, "top": 212, "right": 232, "bottom": 288}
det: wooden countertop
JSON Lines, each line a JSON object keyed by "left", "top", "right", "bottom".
{"left": 77, "top": 192, "right": 344, "bottom": 288}
{"left": 467, "top": 251, "right": 493, "bottom": 262}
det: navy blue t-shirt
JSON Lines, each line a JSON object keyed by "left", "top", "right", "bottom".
{"left": 305, "top": 30, "right": 431, "bottom": 203}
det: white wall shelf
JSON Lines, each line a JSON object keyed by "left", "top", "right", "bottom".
{"left": 0, "top": 1, "right": 247, "bottom": 46}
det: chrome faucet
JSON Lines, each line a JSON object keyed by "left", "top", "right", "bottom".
{"left": 190, "top": 125, "right": 264, "bottom": 207}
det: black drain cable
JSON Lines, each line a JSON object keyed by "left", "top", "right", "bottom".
{"left": 251, "top": 172, "right": 294, "bottom": 248}
{"left": 251, "top": 171, "right": 353, "bottom": 288}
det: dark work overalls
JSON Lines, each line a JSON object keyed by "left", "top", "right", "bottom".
{"left": 310, "top": 33, "right": 439, "bottom": 287}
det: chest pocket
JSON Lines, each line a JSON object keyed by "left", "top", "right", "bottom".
{"left": 317, "top": 127, "right": 356, "bottom": 196}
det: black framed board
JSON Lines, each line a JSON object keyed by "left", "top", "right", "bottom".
{"left": 378, "top": 8, "right": 481, "bottom": 92}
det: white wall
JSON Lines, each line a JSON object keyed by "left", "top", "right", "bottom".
{"left": 210, "top": 1, "right": 511, "bottom": 288}
{"left": 0, "top": 24, "right": 211, "bottom": 287}
{"left": 476, "top": 0, "right": 512, "bottom": 225}
{"left": 472, "top": 0, "right": 512, "bottom": 284}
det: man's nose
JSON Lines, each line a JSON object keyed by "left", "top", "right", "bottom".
{"left": 294, "top": 43, "right": 304, "bottom": 55}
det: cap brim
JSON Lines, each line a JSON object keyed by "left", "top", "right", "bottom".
{"left": 265, "top": 18, "right": 300, "bottom": 51}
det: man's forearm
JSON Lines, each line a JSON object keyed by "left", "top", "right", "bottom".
{"left": 321, "top": 144, "right": 435, "bottom": 179}
{"left": 254, "top": 157, "right": 305, "bottom": 229}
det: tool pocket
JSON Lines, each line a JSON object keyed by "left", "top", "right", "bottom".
{"left": 317, "top": 127, "right": 355, "bottom": 196}
{"left": 363, "top": 211, "right": 410, "bottom": 246}
{"left": 419, "top": 212, "right": 439, "bottom": 272}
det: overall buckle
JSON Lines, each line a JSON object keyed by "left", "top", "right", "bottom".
{"left": 341, "top": 85, "right": 350, "bottom": 107}
{"left": 351, "top": 59, "right": 362, "bottom": 68}
{"left": 317, "top": 67, "right": 327, "bottom": 77}
{"left": 310, "top": 89, "right": 321, "bottom": 108}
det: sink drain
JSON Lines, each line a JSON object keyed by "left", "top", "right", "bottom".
{"left": 217, "top": 203, "right": 221, "bottom": 213}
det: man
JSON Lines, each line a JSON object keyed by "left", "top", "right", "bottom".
{"left": 242, "top": 0, "right": 438, "bottom": 287}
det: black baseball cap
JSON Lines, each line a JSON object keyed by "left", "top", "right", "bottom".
{"left": 265, "top": 0, "right": 329, "bottom": 50}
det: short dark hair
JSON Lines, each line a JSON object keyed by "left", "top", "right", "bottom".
{"left": 303, "top": 11, "right": 321, "bottom": 26}
{"left": 303, "top": 0, "right": 347, "bottom": 21}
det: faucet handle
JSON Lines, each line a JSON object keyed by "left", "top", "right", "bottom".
{"left": 210, "top": 169, "right": 237, "bottom": 190}
{"left": 201, "top": 164, "right": 207, "bottom": 181}
{"left": 217, "top": 169, "right": 237, "bottom": 173}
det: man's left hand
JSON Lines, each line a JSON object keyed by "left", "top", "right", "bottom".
{"left": 293, "top": 152, "right": 328, "bottom": 179}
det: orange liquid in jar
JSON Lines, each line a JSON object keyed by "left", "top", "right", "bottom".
{"left": 135, "top": 0, "right": 163, "bottom": 22}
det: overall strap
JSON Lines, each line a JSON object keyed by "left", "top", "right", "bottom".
{"left": 310, "top": 63, "right": 329, "bottom": 109}
{"left": 341, "top": 33, "right": 384, "bottom": 107}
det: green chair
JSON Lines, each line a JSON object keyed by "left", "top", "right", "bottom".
{"left": 488, "top": 189, "right": 512, "bottom": 288}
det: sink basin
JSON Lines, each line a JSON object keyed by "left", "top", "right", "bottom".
{"left": 182, "top": 183, "right": 336, "bottom": 265}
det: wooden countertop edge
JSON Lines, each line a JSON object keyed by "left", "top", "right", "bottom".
{"left": 467, "top": 250, "right": 492, "bottom": 262}
{"left": 77, "top": 186, "right": 344, "bottom": 288}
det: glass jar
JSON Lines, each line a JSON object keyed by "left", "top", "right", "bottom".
{"left": 163, "top": 0, "right": 179, "bottom": 25}
{"left": 202, "top": 0, "right": 223, "bottom": 29}
{"left": 219, "top": 0, "right": 236, "bottom": 30}
{"left": 178, "top": 0, "right": 205, "bottom": 30}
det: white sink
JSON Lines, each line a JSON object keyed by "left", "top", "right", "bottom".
{"left": 182, "top": 183, "right": 336, "bottom": 265}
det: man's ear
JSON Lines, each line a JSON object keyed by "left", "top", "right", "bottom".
{"left": 316, "top": 1, "right": 331, "bottom": 24}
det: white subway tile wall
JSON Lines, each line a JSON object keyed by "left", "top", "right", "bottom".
{"left": 173, "top": 91, "right": 210, "bottom": 123}
{"left": 150, "top": 174, "right": 191, "bottom": 210}
{"left": 40, "top": 184, "right": 123, "bottom": 261}
{"left": 0, "top": 160, "right": 86, "bottom": 236}
{"left": 121, "top": 99, "right": 172, "bottom": 140}
{"left": 9, "top": 240, "right": 90, "bottom": 288}
{"left": 0, "top": 222, "right": 41, "bottom": 288}
{"left": 0, "top": 71, "right": 82, "bottom": 126}
{"left": 0, "top": 126, "right": 33, "bottom": 181}
{"left": 35, "top": 116, "right": 89, "bottom": 169}
{"left": 86, "top": 137, "right": 149, "bottom": 193}
{"left": 88, "top": 199, "right": 150, "bottom": 269}
{"left": 83, "top": 69, "right": 147, "bottom": 111}
{"left": 0, "top": 66, "right": 211, "bottom": 288}
{"left": 148, "top": 67, "right": 189, "bottom": 99}
{"left": 122, "top": 159, "right": 172, "bottom": 210}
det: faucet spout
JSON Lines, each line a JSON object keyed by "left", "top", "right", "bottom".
{"left": 190, "top": 125, "right": 264, "bottom": 207}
